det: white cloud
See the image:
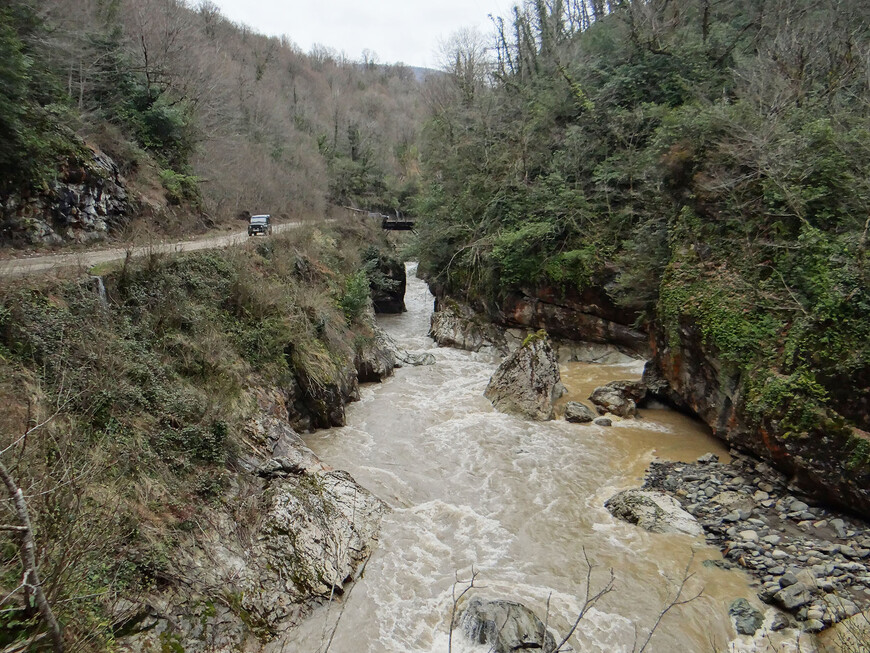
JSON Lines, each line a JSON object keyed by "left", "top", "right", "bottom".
{"left": 209, "top": 0, "right": 512, "bottom": 68}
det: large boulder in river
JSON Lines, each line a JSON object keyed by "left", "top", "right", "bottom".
{"left": 589, "top": 380, "right": 648, "bottom": 418}
{"left": 605, "top": 488, "right": 703, "bottom": 536}
{"left": 457, "top": 597, "right": 557, "bottom": 653}
{"left": 369, "top": 253, "right": 406, "bottom": 313}
{"left": 484, "top": 332, "right": 562, "bottom": 421}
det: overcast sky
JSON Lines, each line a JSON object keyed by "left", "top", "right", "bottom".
{"left": 209, "top": 0, "right": 513, "bottom": 69}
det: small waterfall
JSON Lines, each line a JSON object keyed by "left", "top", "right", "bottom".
{"left": 90, "top": 275, "right": 107, "bottom": 305}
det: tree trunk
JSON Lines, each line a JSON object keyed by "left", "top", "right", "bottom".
{"left": 0, "top": 460, "right": 63, "bottom": 652}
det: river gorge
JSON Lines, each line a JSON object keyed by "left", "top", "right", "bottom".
{"left": 275, "top": 264, "right": 824, "bottom": 653}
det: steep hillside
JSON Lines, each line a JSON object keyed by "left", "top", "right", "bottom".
{"left": 415, "top": 0, "right": 870, "bottom": 513}
{"left": 0, "top": 0, "right": 426, "bottom": 247}
{"left": 0, "top": 221, "right": 405, "bottom": 649}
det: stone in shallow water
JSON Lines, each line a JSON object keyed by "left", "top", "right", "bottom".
{"left": 729, "top": 598, "right": 764, "bottom": 635}
{"left": 605, "top": 489, "right": 703, "bottom": 536}
{"left": 594, "top": 417, "right": 613, "bottom": 427}
{"left": 457, "top": 597, "right": 557, "bottom": 653}
{"left": 564, "top": 401, "right": 596, "bottom": 423}
{"left": 589, "top": 380, "right": 647, "bottom": 417}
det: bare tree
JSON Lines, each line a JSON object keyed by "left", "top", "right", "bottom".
{"left": 437, "top": 28, "right": 492, "bottom": 106}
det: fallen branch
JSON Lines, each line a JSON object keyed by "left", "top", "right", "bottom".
{"left": 0, "top": 459, "right": 63, "bottom": 651}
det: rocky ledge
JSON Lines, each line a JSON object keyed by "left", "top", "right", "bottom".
{"left": 641, "top": 452, "right": 870, "bottom": 633}
{"left": 119, "top": 415, "right": 387, "bottom": 651}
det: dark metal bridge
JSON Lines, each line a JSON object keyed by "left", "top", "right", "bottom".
{"left": 380, "top": 215, "right": 415, "bottom": 230}
{"left": 343, "top": 206, "right": 416, "bottom": 231}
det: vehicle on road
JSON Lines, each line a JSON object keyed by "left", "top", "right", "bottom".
{"left": 248, "top": 214, "right": 272, "bottom": 236}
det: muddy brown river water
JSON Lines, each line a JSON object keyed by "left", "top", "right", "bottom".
{"left": 281, "top": 264, "right": 818, "bottom": 653}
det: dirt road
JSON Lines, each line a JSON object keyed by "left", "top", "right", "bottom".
{"left": 0, "top": 221, "right": 303, "bottom": 278}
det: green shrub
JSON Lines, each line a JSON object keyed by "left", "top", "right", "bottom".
{"left": 159, "top": 168, "right": 202, "bottom": 207}
{"left": 338, "top": 270, "right": 371, "bottom": 324}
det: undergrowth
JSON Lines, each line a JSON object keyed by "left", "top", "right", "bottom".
{"left": 0, "top": 220, "right": 395, "bottom": 650}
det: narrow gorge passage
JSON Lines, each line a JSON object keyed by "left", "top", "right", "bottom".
{"left": 280, "top": 264, "right": 803, "bottom": 653}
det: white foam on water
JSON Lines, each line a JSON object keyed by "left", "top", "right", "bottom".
{"left": 612, "top": 417, "right": 677, "bottom": 433}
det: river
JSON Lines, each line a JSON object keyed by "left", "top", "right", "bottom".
{"left": 279, "top": 264, "right": 808, "bottom": 653}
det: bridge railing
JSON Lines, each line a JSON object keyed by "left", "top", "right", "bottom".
{"left": 343, "top": 206, "right": 416, "bottom": 230}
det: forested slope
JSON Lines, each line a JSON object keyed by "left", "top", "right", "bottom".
{"left": 1, "top": 0, "right": 426, "bottom": 246}
{"left": 416, "top": 0, "right": 870, "bottom": 512}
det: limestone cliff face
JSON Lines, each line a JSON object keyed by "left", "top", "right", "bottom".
{"left": 1, "top": 147, "right": 129, "bottom": 246}
{"left": 644, "top": 319, "right": 870, "bottom": 519}
{"left": 497, "top": 285, "right": 648, "bottom": 354}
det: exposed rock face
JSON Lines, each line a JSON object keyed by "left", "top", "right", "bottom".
{"left": 644, "top": 323, "right": 870, "bottom": 519}
{"left": 119, "top": 415, "right": 387, "bottom": 650}
{"left": 589, "top": 380, "right": 648, "bottom": 417}
{"left": 370, "top": 255, "right": 406, "bottom": 313}
{"left": 1, "top": 147, "right": 129, "bottom": 246}
{"left": 355, "top": 325, "right": 398, "bottom": 383}
{"left": 605, "top": 488, "right": 703, "bottom": 536}
{"left": 499, "top": 284, "right": 648, "bottom": 355}
{"left": 244, "top": 467, "right": 386, "bottom": 630}
{"left": 565, "top": 401, "right": 596, "bottom": 423}
{"left": 428, "top": 287, "right": 649, "bottom": 359}
{"left": 430, "top": 298, "right": 508, "bottom": 353}
{"left": 457, "top": 598, "right": 557, "bottom": 653}
{"left": 484, "top": 334, "right": 562, "bottom": 421}
{"left": 355, "top": 324, "right": 434, "bottom": 383}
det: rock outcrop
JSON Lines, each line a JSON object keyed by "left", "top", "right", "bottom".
{"left": 1, "top": 147, "right": 129, "bottom": 246}
{"left": 644, "top": 322, "right": 870, "bottom": 520}
{"left": 605, "top": 488, "right": 703, "bottom": 536}
{"left": 119, "top": 415, "right": 386, "bottom": 650}
{"left": 369, "top": 255, "right": 406, "bottom": 313}
{"left": 430, "top": 298, "right": 509, "bottom": 353}
{"left": 484, "top": 333, "right": 563, "bottom": 421}
{"left": 355, "top": 325, "right": 399, "bottom": 383}
{"left": 457, "top": 598, "right": 557, "bottom": 653}
{"left": 498, "top": 284, "right": 648, "bottom": 355}
{"left": 355, "top": 324, "right": 434, "bottom": 383}
{"left": 589, "top": 380, "right": 648, "bottom": 418}
{"left": 429, "top": 291, "right": 648, "bottom": 362}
